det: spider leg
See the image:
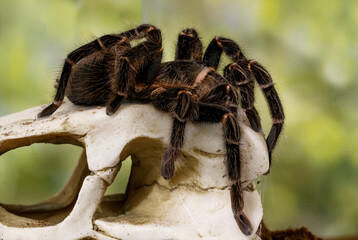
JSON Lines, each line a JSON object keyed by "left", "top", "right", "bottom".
{"left": 249, "top": 61, "right": 285, "bottom": 171}
{"left": 203, "top": 36, "right": 284, "bottom": 172}
{"left": 203, "top": 36, "right": 244, "bottom": 70}
{"left": 173, "top": 90, "right": 197, "bottom": 122}
{"left": 223, "top": 112, "right": 253, "bottom": 235}
{"left": 231, "top": 182, "right": 252, "bottom": 236}
{"left": 202, "top": 37, "right": 262, "bottom": 132}
{"left": 38, "top": 39, "right": 105, "bottom": 117}
{"left": 203, "top": 36, "right": 248, "bottom": 69}
{"left": 175, "top": 28, "right": 203, "bottom": 62}
{"left": 159, "top": 89, "right": 197, "bottom": 180}
{"left": 195, "top": 83, "right": 252, "bottom": 235}
{"left": 196, "top": 85, "right": 241, "bottom": 182}
{"left": 200, "top": 84, "right": 238, "bottom": 108}
{"left": 194, "top": 102, "right": 252, "bottom": 236}
{"left": 38, "top": 24, "right": 160, "bottom": 118}
{"left": 162, "top": 118, "right": 186, "bottom": 180}
{"left": 106, "top": 28, "right": 163, "bottom": 115}
{"left": 224, "top": 63, "right": 262, "bottom": 132}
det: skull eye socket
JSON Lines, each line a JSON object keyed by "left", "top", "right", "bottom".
{"left": 0, "top": 144, "right": 82, "bottom": 205}
{"left": 0, "top": 142, "right": 133, "bottom": 227}
{"left": 0, "top": 144, "right": 82, "bottom": 226}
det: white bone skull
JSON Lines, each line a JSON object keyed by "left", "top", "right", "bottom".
{"left": 0, "top": 102, "right": 268, "bottom": 240}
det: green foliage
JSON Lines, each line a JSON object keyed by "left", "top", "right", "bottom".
{"left": 0, "top": 0, "right": 357, "bottom": 238}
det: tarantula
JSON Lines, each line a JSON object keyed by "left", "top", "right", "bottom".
{"left": 38, "top": 24, "right": 284, "bottom": 235}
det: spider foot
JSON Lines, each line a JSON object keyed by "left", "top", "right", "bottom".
{"left": 174, "top": 90, "right": 197, "bottom": 122}
{"left": 161, "top": 147, "right": 180, "bottom": 180}
{"left": 106, "top": 94, "right": 126, "bottom": 116}
{"left": 37, "top": 101, "right": 62, "bottom": 118}
{"left": 234, "top": 212, "right": 253, "bottom": 236}
{"left": 231, "top": 182, "right": 252, "bottom": 236}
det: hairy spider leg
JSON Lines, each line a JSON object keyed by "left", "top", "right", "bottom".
{"left": 37, "top": 39, "right": 104, "bottom": 117}
{"left": 202, "top": 36, "right": 238, "bottom": 70}
{"left": 249, "top": 61, "right": 285, "bottom": 172}
{"left": 158, "top": 27, "right": 205, "bottom": 179}
{"left": 195, "top": 84, "right": 252, "bottom": 236}
{"left": 224, "top": 63, "right": 263, "bottom": 133}
{"left": 198, "top": 83, "right": 239, "bottom": 115}
{"left": 224, "top": 114, "right": 252, "bottom": 236}
{"left": 175, "top": 28, "right": 203, "bottom": 62}
{"left": 160, "top": 89, "right": 197, "bottom": 180}
{"left": 197, "top": 85, "right": 242, "bottom": 182}
{"left": 195, "top": 105, "right": 252, "bottom": 236}
{"left": 106, "top": 27, "right": 163, "bottom": 115}
{"left": 161, "top": 118, "right": 186, "bottom": 180}
{"left": 160, "top": 65, "right": 220, "bottom": 179}
{"left": 204, "top": 36, "right": 285, "bottom": 173}
{"left": 231, "top": 182, "right": 252, "bottom": 236}
{"left": 202, "top": 37, "right": 262, "bottom": 133}
{"left": 38, "top": 24, "right": 160, "bottom": 118}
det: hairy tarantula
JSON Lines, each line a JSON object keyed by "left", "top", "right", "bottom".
{"left": 38, "top": 24, "right": 284, "bottom": 236}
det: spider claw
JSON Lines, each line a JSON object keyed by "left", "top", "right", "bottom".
{"left": 161, "top": 158, "right": 175, "bottom": 180}
{"left": 37, "top": 102, "right": 61, "bottom": 118}
{"left": 234, "top": 213, "right": 253, "bottom": 236}
{"left": 230, "top": 182, "right": 253, "bottom": 235}
{"left": 106, "top": 110, "right": 114, "bottom": 116}
{"left": 106, "top": 94, "right": 126, "bottom": 116}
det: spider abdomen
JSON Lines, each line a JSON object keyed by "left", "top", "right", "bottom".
{"left": 65, "top": 52, "right": 114, "bottom": 106}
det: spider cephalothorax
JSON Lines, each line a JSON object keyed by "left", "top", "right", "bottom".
{"left": 38, "top": 24, "right": 284, "bottom": 236}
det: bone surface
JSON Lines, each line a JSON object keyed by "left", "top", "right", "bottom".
{"left": 0, "top": 102, "right": 268, "bottom": 240}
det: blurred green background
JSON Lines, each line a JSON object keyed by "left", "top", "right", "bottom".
{"left": 0, "top": 0, "right": 357, "bottom": 238}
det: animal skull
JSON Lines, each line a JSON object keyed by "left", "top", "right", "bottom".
{"left": 0, "top": 102, "right": 268, "bottom": 240}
